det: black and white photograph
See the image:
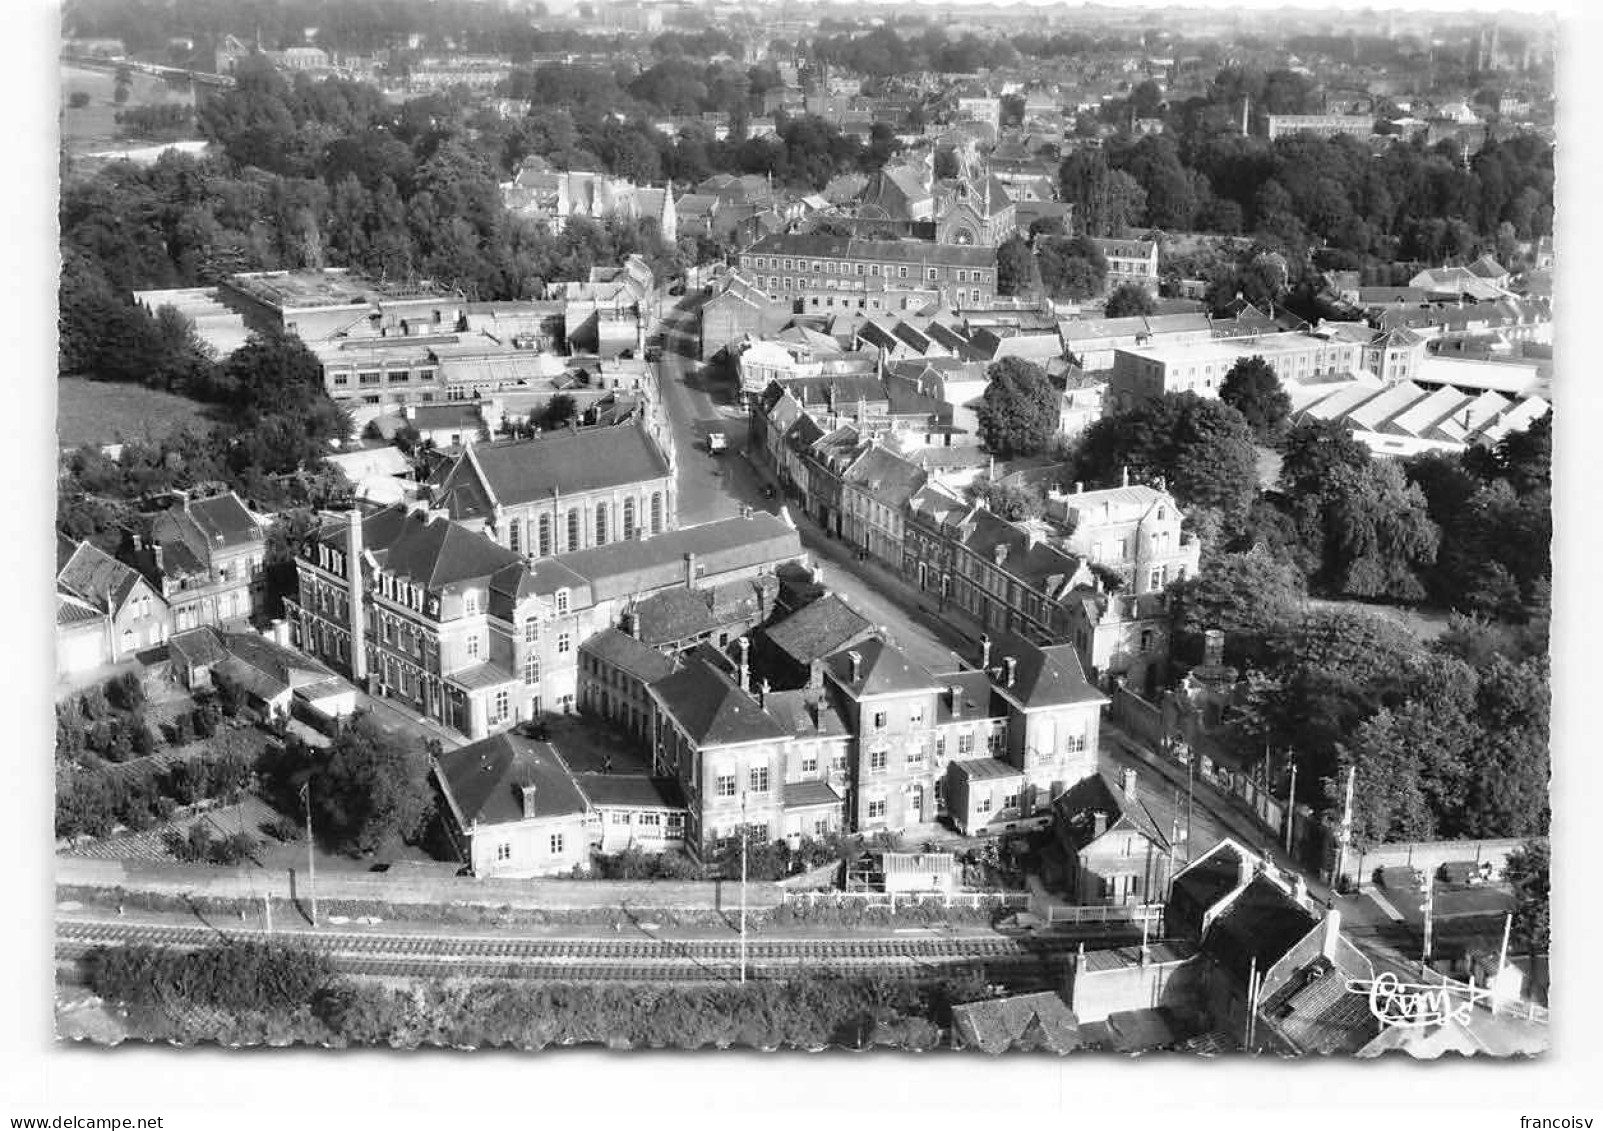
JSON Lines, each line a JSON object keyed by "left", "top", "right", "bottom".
{"left": 10, "top": 0, "right": 1589, "bottom": 1108}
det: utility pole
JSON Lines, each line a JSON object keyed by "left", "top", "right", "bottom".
{"left": 1495, "top": 912, "right": 1513, "bottom": 1014}
{"left": 1284, "top": 759, "right": 1298, "bottom": 855}
{"left": 1422, "top": 878, "right": 1435, "bottom": 969}
{"left": 740, "top": 790, "right": 749, "bottom": 985}
{"left": 1185, "top": 745, "right": 1195, "bottom": 866}
{"left": 1331, "top": 766, "right": 1356, "bottom": 890}
{"left": 301, "top": 780, "right": 318, "bottom": 928}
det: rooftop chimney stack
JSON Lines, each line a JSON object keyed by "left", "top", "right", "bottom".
{"left": 684, "top": 552, "right": 698, "bottom": 590}
{"left": 1003, "top": 656, "right": 1017, "bottom": 688}
{"left": 738, "top": 635, "right": 752, "bottom": 692}
{"left": 1121, "top": 466, "right": 1130, "bottom": 488}
{"left": 949, "top": 685, "right": 962, "bottom": 717}
{"left": 758, "top": 678, "right": 770, "bottom": 708}
{"left": 1321, "top": 907, "right": 1342, "bottom": 961}
{"left": 979, "top": 634, "right": 992, "bottom": 670}
{"left": 1120, "top": 767, "right": 1138, "bottom": 800}
{"left": 847, "top": 650, "right": 863, "bottom": 683}
{"left": 1092, "top": 811, "right": 1107, "bottom": 838}
{"left": 1236, "top": 852, "right": 1253, "bottom": 890}
{"left": 521, "top": 782, "right": 537, "bottom": 819}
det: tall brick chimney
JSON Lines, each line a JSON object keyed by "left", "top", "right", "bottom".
{"left": 347, "top": 508, "right": 367, "bottom": 683}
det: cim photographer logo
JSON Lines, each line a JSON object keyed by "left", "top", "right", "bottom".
{"left": 1346, "top": 971, "right": 1492, "bottom": 1029}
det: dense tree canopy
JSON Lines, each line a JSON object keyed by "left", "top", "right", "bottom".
{"left": 976, "top": 359, "right": 1058, "bottom": 459}
{"left": 1103, "top": 283, "right": 1156, "bottom": 318}
{"left": 313, "top": 714, "right": 434, "bottom": 856}
{"left": 1035, "top": 235, "right": 1108, "bottom": 301}
{"left": 1218, "top": 356, "right": 1291, "bottom": 443}
{"left": 1072, "top": 393, "right": 1259, "bottom": 535}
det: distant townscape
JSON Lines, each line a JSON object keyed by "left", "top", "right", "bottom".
{"left": 54, "top": 0, "right": 1551, "bottom": 1058}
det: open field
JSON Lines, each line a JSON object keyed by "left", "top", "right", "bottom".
{"left": 57, "top": 377, "right": 215, "bottom": 449}
{"left": 60, "top": 63, "right": 196, "bottom": 152}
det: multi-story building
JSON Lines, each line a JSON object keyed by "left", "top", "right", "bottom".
{"left": 502, "top": 159, "right": 677, "bottom": 244}
{"left": 287, "top": 505, "right": 596, "bottom": 739}
{"left": 1108, "top": 330, "right": 1370, "bottom": 412}
{"left": 578, "top": 627, "right": 676, "bottom": 742}
{"left": 1047, "top": 482, "right": 1201, "bottom": 595}
{"left": 1263, "top": 114, "right": 1375, "bottom": 141}
{"left": 123, "top": 492, "right": 267, "bottom": 632}
{"left": 738, "top": 233, "right": 999, "bottom": 314}
{"left": 902, "top": 486, "right": 1095, "bottom": 643}
{"left": 840, "top": 443, "right": 927, "bottom": 568}
{"left": 217, "top": 269, "right": 461, "bottom": 343}
{"left": 1089, "top": 238, "right": 1160, "bottom": 296}
{"left": 428, "top": 421, "right": 675, "bottom": 558}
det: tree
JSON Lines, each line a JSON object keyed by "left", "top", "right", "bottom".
{"left": 995, "top": 235, "right": 1035, "bottom": 297}
{"left": 1218, "top": 355, "right": 1291, "bottom": 442}
{"left": 1502, "top": 839, "right": 1550, "bottom": 955}
{"left": 973, "top": 478, "right": 1045, "bottom": 522}
{"left": 113, "top": 66, "right": 132, "bottom": 105}
{"left": 1035, "top": 235, "right": 1107, "bottom": 301}
{"left": 541, "top": 393, "right": 579, "bottom": 430}
{"left": 1072, "top": 392, "right": 1259, "bottom": 531}
{"left": 976, "top": 359, "right": 1058, "bottom": 459}
{"left": 313, "top": 714, "right": 433, "bottom": 856}
{"left": 1168, "top": 546, "right": 1306, "bottom": 667}
{"left": 1103, "top": 282, "right": 1156, "bottom": 318}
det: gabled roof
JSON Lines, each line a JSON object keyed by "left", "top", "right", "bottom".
{"left": 822, "top": 636, "right": 938, "bottom": 700}
{"left": 339, "top": 506, "right": 525, "bottom": 593}
{"left": 434, "top": 733, "right": 589, "bottom": 828}
{"left": 991, "top": 635, "right": 1106, "bottom": 711}
{"left": 1202, "top": 873, "right": 1319, "bottom": 986}
{"left": 762, "top": 594, "right": 874, "bottom": 667}
{"left": 572, "top": 773, "right": 685, "bottom": 810}
{"left": 649, "top": 656, "right": 789, "bottom": 749}
{"left": 57, "top": 541, "right": 150, "bottom": 616}
{"left": 178, "top": 493, "right": 260, "bottom": 550}
{"left": 762, "top": 689, "right": 852, "bottom": 740}
{"left": 1053, "top": 771, "right": 1169, "bottom": 853}
{"left": 554, "top": 513, "right": 802, "bottom": 604}
{"left": 841, "top": 445, "right": 927, "bottom": 508}
{"left": 952, "top": 992, "right": 1081, "bottom": 1054}
{"left": 433, "top": 424, "right": 669, "bottom": 516}
{"left": 579, "top": 627, "right": 677, "bottom": 685}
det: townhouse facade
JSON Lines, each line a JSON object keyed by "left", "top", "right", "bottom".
{"left": 123, "top": 492, "right": 267, "bottom": 632}
{"left": 1089, "top": 238, "right": 1160, "bottom": 294}
{"left": 1047, "top": 482, "right": 1201, "bottom": 595}
{"left": 56, "top": 537, "right": 172, "bottom": 675}
{"left": 643, "top": 631, "right": 1107, "bottom": 857}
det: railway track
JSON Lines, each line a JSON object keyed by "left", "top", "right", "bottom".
{"left": 57, "top": 919, "right": 1079, "bottom": 984}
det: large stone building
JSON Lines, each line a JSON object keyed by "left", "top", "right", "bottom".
{"left": 502, "top": 158, "right": 677, "bottom": 244}
{"left": 738, "top": 233, "right": 999, "bottom": 314}
{"left": 122, "top": 492, "right": 268, "bottom": 633}
{"left": 427, "top": 422, "right": 676, "bottom": 558}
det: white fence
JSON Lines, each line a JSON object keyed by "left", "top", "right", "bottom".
{"left": 783, "top": 890, "right": 1030, "bottom": 912}
{"left": 1045, "top": 902, "right": 1165, "bottom": 926}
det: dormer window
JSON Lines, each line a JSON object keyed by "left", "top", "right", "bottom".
{"left": 464, "top": 591, "right": 479, "bottom": 616}
{"left": 555, "top": 589, "right": 570, "bottom": 615}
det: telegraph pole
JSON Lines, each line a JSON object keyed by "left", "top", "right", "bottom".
{"left": 1422, "top": 878, "right": 1435, "bottom": 969}
{"left": 1284, "top": 760, "right": 1298, "bottom": 854}
{"left": 302, "top": 780, "right": 318, "bottom": 928}
{"left": 1331, "top": 766, "right": 1356, "bottom": 890}
{"left": 739, "top": 791, "right": 749, "bottom": 985}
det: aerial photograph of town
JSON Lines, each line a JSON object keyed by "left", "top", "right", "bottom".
{"left": 33, "top": 0, "right": 1569, "bottom": 1092}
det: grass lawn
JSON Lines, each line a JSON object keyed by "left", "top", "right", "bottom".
{"left": 57, "top": 377, "right": 215, "bottom": 450}
{"left": 60, "top": 64, "right": 195, "bottom": 152}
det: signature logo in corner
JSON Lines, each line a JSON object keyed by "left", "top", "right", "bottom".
{"left": 1345, "top": 971, "right": 1494, "bottom": 1029}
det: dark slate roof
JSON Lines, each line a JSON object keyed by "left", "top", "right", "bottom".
{"left": 555, "top": 513, "right": 802, "bottom": 604}
{"left": 349, "top": 506, "right": 525, "bottom": 591}
{"left": 1053, "top": 771, "right": 1170, "bottom": 853}
{"left": 932, "top": 671, "right": 1001, "bottom": 723}
{"left": 633, "top": 577, "right": 773, "bottom": 647}
{"left": 649, "top": 656, "right": 790, "bottom": 748}
{"left": 822, "top": 636, "right": 938, "bottom": 699}
{"left": 761, "top": 689, "right": 852, "bottom": 739}
{"left": 182, "top": 493, "right": 261, "bottom": 550}
{"left": 168, "top": 626, "right": 229, "bottom": 669}
{"left": 579, "top": 627, "right": 677, "bottom": 684}
{"left": 572, "top": 774, "right": 686, "bottom": 810}
{"left": 761, "top": 594, "right": 874, "bottom": 667}
{"left": 952, "top": 992, "right": 1081, "bottom": 1054}
{"left": 434, "top": 733, "right": 589, "bottom": 828}
{"left": 1202, "top": 874, "right": 1318, "bottom": 986}
{"left": 1257, "top": 950, "right": 1379, "bottom": 1055}
{"left": 842, "top": 445, "right": 927, "bottom": 507}
{"left": 782, "top": 779, "right": 843, "bottom": 810}
{"left": 990, "top": 634, "right": 1107, "bottom": 710}
{"left": 435, "top": 424, "right": 669, "bottom": 515}
{"left": 1168, "top": 841, "right": 1254, "bottom": 938}
{"left": 57, "top": 541, "right": 149, "bottom": 615}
